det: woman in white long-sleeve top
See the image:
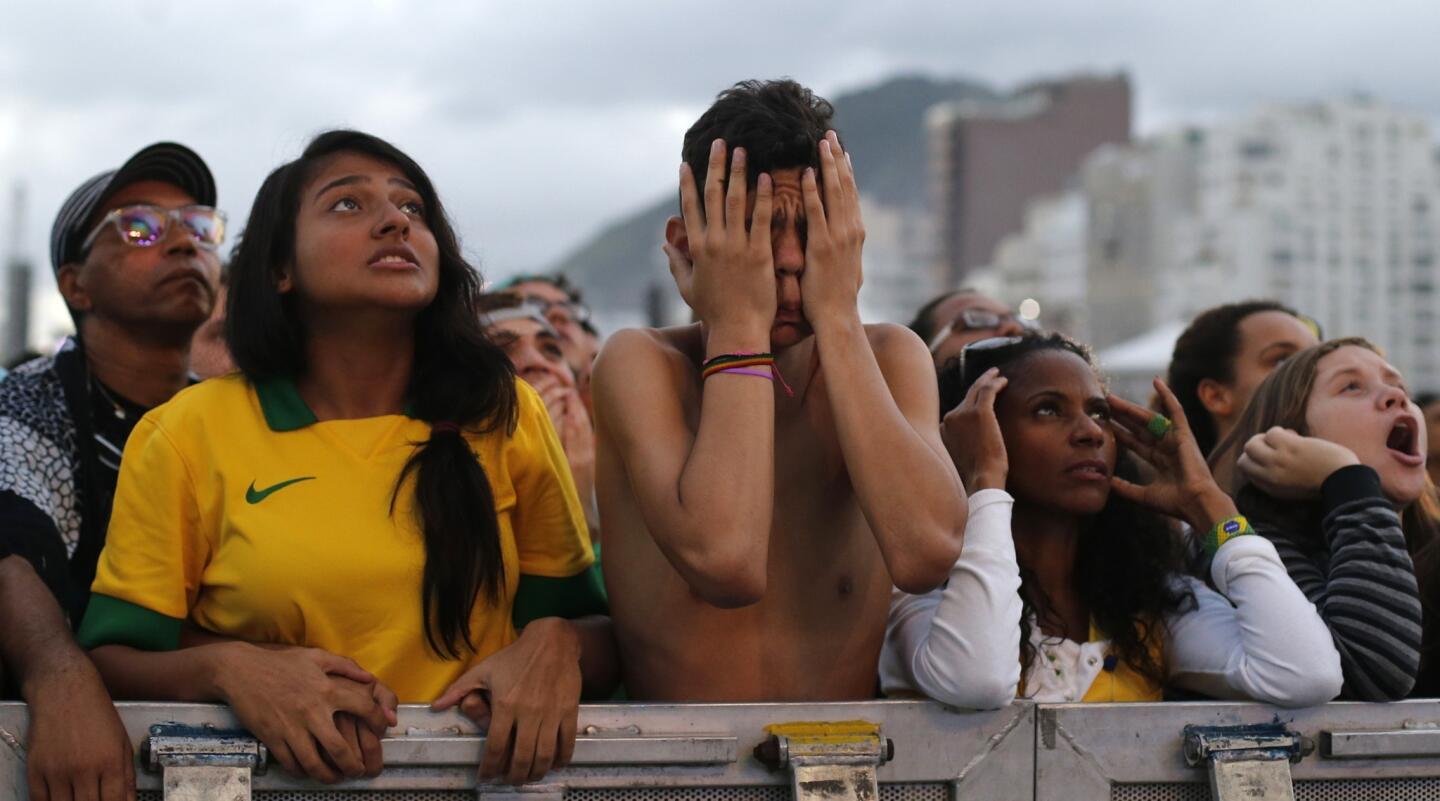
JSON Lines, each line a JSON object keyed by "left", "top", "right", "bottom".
{"left": 880, "top": 333, "right": 1342, "bottom": 708}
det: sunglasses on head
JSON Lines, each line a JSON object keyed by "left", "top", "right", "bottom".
{"left": 958, "top": 335, "right": 1028, "bottom": 389}
{"left": 928, "top": 309, "right": 1039, "bottom": 353}
{"left": 81, "top": 204, "right": 227, "bottom": 254}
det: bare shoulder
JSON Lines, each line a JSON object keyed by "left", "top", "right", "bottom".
{"left": 593, "top": 325, "right": 701, "bottom": 417}
{"left": 862, "top": 322, "right": 931, "bottom": 372}
{"left": 595, "top": 326, "right": 699, "bottom": 377}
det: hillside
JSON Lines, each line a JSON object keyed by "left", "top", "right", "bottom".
{"left": 548, "top": 74, "right": 997, "bottom": 314}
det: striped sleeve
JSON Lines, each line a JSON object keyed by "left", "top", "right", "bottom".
{"left": 1259, "top": 465, "right": 1421, "bottom": 701}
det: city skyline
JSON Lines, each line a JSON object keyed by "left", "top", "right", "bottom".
{"left": 3, "top": 2, "right": 1440, "bottom": 346}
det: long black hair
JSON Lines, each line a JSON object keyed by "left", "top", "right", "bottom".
{"left": 942, "top": 333, "right": 1193, "bottom": 686}
{"left": 226, "top": 130, "right": 518, "bottom": 659}
{"left": 1167, "top": 300, "right": 1312, "bottom": 457}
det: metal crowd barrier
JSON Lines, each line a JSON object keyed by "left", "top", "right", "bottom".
{"left": 1, "top": 699, "right": 1438, "bottom": 800}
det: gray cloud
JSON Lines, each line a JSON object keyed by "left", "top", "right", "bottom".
{"left": 2, "top": 1, "right": 1437, "bottom": 341}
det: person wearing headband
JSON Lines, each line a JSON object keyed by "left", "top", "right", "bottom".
{"left": 79, "top": 131, "right": 613, "bottom": 785}
{"left": 492, "top": 273, "right": 601, "bottom": 412}
{"left": 481, "top": 292, "right": 601, "bottom": 544}
{"left": 594, "top": 79, "right": 967, "bottom": 700}
{"left": 0, "top": 141, "right": 223, "bottom": 801}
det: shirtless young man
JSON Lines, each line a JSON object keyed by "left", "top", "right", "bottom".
{"left": 593, "top": 80, "right": 968, "bottom": 700}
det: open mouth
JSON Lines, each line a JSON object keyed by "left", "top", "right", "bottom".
{"left": 1387, "top": 417, "right": 1422, "bottom": 461}
{"left": 1066, "top": 460, "right": 1110, "bottom": 481}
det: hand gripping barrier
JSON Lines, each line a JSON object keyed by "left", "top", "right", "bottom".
{"left": 5, "top": 700, "right": 1440, "bottom": 800}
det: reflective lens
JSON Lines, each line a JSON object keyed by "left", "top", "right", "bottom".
{"left": 116, "top": 207, "right": 166, "bottom": 246}
{"left": 82, "top": 204, "right": 227, "bottom": 254}
{"left": 179, "top": 208, "right": 225, "bottom": 248}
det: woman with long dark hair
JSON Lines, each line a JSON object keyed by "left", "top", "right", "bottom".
{"left": 881, "top": 334, "right": 1340, "bottom": 706}
{"left": 1211, "top": 337, "right": 1437, "bottom": 699}
{"left": 79, "top": 130, "right": 612, "bottom": 784}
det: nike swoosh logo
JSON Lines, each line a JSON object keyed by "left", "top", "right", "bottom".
{"left": 246, "top": 476, "right": 316, "bottom": 504}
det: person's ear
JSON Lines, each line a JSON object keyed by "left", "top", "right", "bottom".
{"left": 1197, "top": 378, "right": 1234, "bottom": 419}
{"left": 664, "top": 216, "right": 690, "bottom": 258}
{"left": 56, "top": 263, "right": 94, "bottom": 315}
{"left": 275, "top": 263, "right": 294, "bottom": 294}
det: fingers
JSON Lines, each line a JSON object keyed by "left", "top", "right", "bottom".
{"left": 818, "top": 137, "right": 842, "bottom": 219}
{"left": 1109, "top": 475, "right": 1145, "bottom": 506}
{"left": 350, "top": 717, "right": 385, "bottom": 778}
{"left": 1111, "top": 420, "right": 1158, "bottom": 466}
{"left": 556, "top": 710, "right": 578, "bottom": 769}
{"left": 703, "top": 138, "right": 727, "bottom": 229}
{"left": 27, "top": 766, "right": 49, "bottom": 801}
{"left": 479, "top": 704, "right": 516, "bottom": 780}
{"left": 506, "top": 713, "right": 542, "bottom": 784}
{"left": 267, "top": 739, "right": 301, "bottom": 780}
{"left": 1105, "top": 392, "right": 1156, "bottom": 429}
{"left": 327, "top": 680, "right": 389, "bottom": 735}
{"left": 314, "top": 652, "right": 376, "bottom": 685}
{"left": 827, "top": 131, "right": 857, "bottom": 193}
{"left": 123, "top": 745, "right": 137, "bottom": 801}
{"left": 459, "top": 690, "right": 493, "bottom": 730}
{"left": 526, "top": 715, "right": 560, "bottom": 783}
{"left": 289, "top": 734, "right": 342, "bottom": 785}
{"left": 373, "top": 682, "right": 400, "bottom": 728}
{"left": 332, "top": 715, "right": 368, "bottom": 779}
{"left": 969, "top": 369, "right": 1008, "bottom": 412}
{"left": 724, "top": 147, "right": 747, "bottom": 230}
{"left": 678, "top": 163, "right": 703, "bottom": 241}
{"left": 1151, "top": 378, "right": 1192, "bottom": 430}
{"left": 431, "top": 672, "right": 483, "bottom": 712}
{"left": 312, "top": 713, "right": 365, "bottom": 779}
{"left": 801, "top": 166, "right": 829, "bottom": 241}
{"left": 750, "top": 172, "right": 773, "bottom": 244}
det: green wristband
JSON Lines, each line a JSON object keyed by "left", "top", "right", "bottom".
{"left": 1204, "top": 515, "right": 1254, "bottom": 558}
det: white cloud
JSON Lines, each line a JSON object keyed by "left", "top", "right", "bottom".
{"left": 2, "top": 1, "right": 1438, "bottom": 344}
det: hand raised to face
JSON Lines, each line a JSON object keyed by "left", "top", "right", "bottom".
{"left": 942, "top": 367, "right": 1009, "bottom": 492}
{"left": 799, "top": 131, "right": 865, "bottom": 329}
{"left": 663, "top": 139, "right": 777, "bottom": 336}
{"left": 1108, "top": 378, "right": 1238, "bottom": 533}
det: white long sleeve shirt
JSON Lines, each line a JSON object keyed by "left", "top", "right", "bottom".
{"left": 879, "top": 489, "right": 1344, "bottom": 709}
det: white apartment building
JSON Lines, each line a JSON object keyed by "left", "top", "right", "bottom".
{"left": 1199, "top": 97, "right": 1440, "bottom": 387}
{"left": 994, "top": 96, "right": 1440, "bottom": 389}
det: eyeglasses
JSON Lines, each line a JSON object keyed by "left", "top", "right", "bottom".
{"left": 928, "top": 309, "right": 1039, "bottom": 353}
{"left": 518, "top": 294, "right": 591, "bottom": 325}
{"left": 81, "top": 204, "right": 227, "bottom": 254}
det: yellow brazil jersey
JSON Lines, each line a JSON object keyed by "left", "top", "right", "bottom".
{"left": 81, "top": 374, "right": 593, "bottom": 703}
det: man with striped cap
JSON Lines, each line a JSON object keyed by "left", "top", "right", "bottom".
{"left": 0, "top": 142, "right": 223, "bottom": 801}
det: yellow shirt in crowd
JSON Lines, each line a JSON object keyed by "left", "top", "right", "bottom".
{"left": 82, "top": 374, "right": 593, "bottom": 703}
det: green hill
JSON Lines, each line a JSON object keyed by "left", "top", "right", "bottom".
{"left": 549, "top": 74, "right": 998, "bottom": 315}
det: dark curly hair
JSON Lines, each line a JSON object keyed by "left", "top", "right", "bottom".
{"left": 681, "top": 78, "right": 835, "bottom": 207}
{"left": 941, "top": 333, "right": 1194, "bottom": 687}
{"left": 1167, "top": 300, "right": 1315, "bottom": 457}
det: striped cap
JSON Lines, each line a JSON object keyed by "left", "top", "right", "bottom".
{"left": 49, "top": 142, "right": 216, "bottom": 273}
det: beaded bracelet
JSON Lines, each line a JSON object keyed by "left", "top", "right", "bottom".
{"left": 1203, "top": 514, "right": 1254, "bottom": 558}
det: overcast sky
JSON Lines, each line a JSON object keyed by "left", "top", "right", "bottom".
{"left": 3, "top": 1, "right": 1438, "bottom": 342}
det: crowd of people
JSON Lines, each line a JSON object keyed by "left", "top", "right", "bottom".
{"left": 0, "top": 77, "right": 1436, "bottom": 800}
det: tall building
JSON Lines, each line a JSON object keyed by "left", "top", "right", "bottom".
{"left": 1029, "top": 96, "right": 1440, "bottom": 390}
{"left": 928, "top": 74, "right": 1132, "bottom": 288}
